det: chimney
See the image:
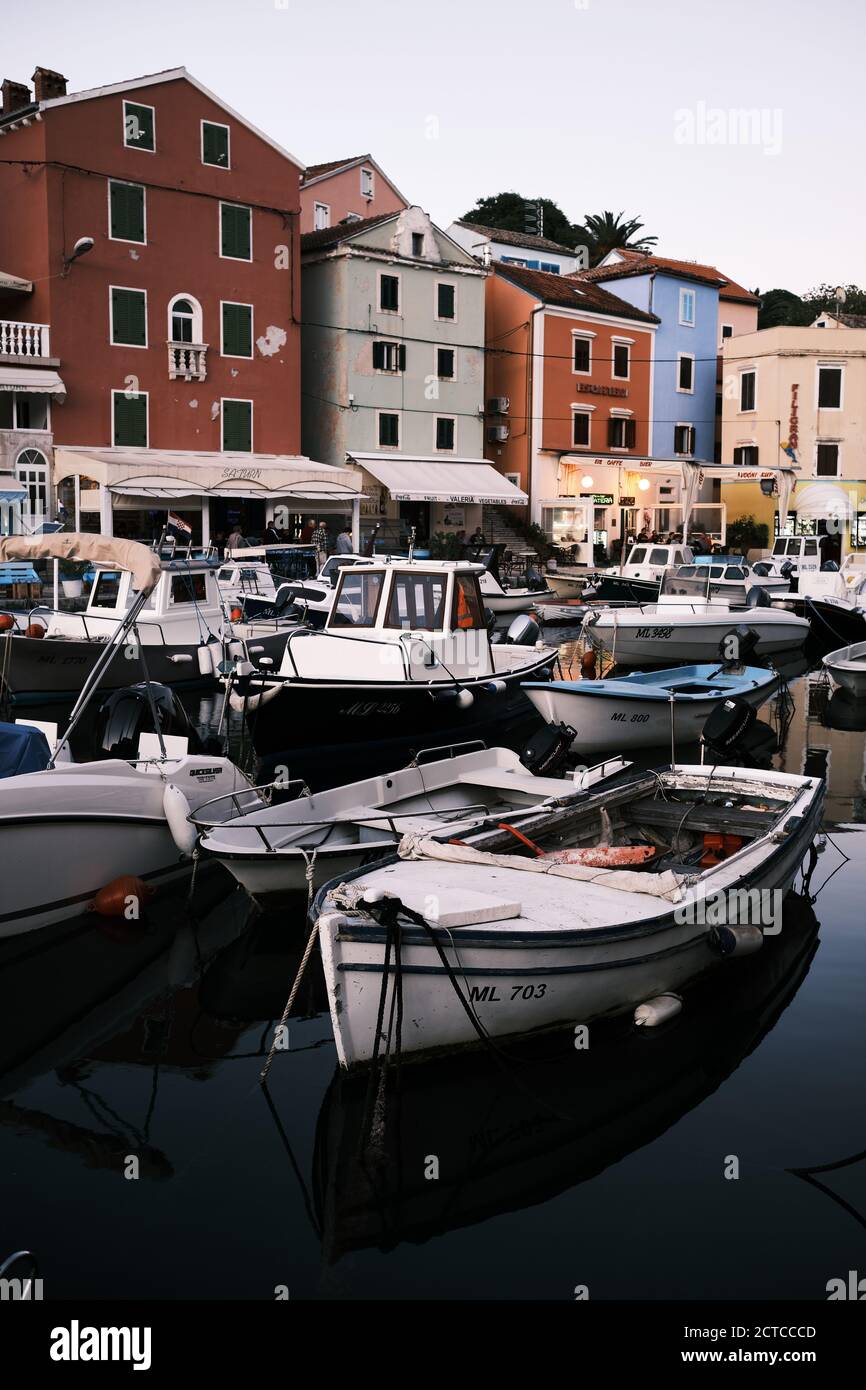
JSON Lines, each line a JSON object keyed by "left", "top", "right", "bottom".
{"left": 1, "top": 79, "right": 32, "bottom": 116}
{"left": 32, "top": 67, "right": 68, "bottom": 102}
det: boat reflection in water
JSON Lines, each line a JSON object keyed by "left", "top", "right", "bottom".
{"left": 311, "top": 892, "right": 820, "bottom": 1263}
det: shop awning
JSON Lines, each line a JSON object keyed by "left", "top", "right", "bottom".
{"left": 0, "top": 367, "right": 66, "bottom": 397}
{"left": 53, "top": 448, "right": 365, "bottom": 502}
{"left": 109, "top": 475, "right": 211, "bottom": 499}
{"left": 348, "top": 453, "right": 528, "bottom": 505}
{"left": 0, "top": 271, "right": 33, "bottom": 294}
{"left": 0, "top": 472, "right": 27, "bottom": 503}
{"left": 792, "top": 482, "right": 853, "bottom": 521}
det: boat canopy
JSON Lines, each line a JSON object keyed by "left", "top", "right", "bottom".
{"left": 0, "top": 722, "right": 51, "bottom": 779}
{"left": 0, "top": 533, "right": 162, "bottom": 593}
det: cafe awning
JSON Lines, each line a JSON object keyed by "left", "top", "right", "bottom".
{"left": 53, "top": 448, "right": 365, "bottom": 502}
{"left": 0, "top": 367, "right": 66, "bottom": 398}
{"left": 348, "top": 453, "right": 528, "bottom": 505}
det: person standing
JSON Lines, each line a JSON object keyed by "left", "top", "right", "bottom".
{"left": 301, "top": 517, "right": 315, "bottom": 544}
{"left": 335, "top": 526, "right": 353, "bottom": 555}
{"left": 313, "top": 519, "right": 329, "bottom": 569}
{"left": 226, "top": 524, "right": 244, "bottom": 551}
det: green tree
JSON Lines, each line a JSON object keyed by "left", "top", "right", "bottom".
{"left": 757, "top": 288, "right": 812, "bottom": 329}
{"left": 460, "top": 191, "right": 581, "bottom": 249}
{"left": 801, "top": 283, "right": 866, "bottom": 319}
{"left": 576, "top": 210, "right": 657, "bottom": 265}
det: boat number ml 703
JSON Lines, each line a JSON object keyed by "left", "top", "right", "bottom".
{"left": 469, "top": 983, "right": 548, "bottom": 1003}
{"left": 635, "top": 626, "right": 673, "bottom": 639}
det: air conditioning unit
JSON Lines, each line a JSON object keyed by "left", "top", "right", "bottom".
{"left": 487, "top": 424, "right": 510, "bottom": 443}
{"left": 487, "top": 396, "right": 510, "bottom": 416}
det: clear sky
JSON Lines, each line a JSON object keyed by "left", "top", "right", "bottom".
{"left": 4, "top": 0, "right": 864, "bottom": 294}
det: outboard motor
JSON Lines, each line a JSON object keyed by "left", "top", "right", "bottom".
{"left": 820, "top": 560, "right": 840, "bottom": 572}
{"left": 520, "top": 722, "right": 575, "bottom": 777}
{"left": 746, "top": 585, "right": 771, "bottom": 608}
{"left": 505, "top": 613, "right": 540, "bottom": 646}
{"left": 701, "top": 697, "right": 757, "bottom": 758}
{"left": 92, "top": 683, "right": 204, "bottom": 760}
{"left": 751, "top": 561, "right": 771, "bottom": 577}
{"left": 718, "top": 623, "right": 760, "bottom": 665}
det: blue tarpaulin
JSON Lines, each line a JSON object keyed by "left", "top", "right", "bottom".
{"left": 0, "top": 722, "right": 51, "bottom": 778}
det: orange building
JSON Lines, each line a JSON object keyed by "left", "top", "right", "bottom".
{"left": 485, "top": 264, "right": 660, "bottom": 560}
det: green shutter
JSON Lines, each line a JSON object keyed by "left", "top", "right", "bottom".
{"left": 203, "top": 122, "right": 229, "bottom": 167}
{"left": 222, "top": 303, "right": 252, "bottom": 357}
{"left": 113, "top": 391, "right": 147, "bottom": 446}
{"left": 111, "top": 288, "right": 147, "bottom": 346}
{"left": 223, "top": 400, "right": 252, "bottom": 452}
{"left": 221, "top": 204, "right": 251, "bottom": 259}
{"left": 110, "top": 181, "right": 145, "bottom": 242}
{"left": 124, "top": 102, "right": 154, "bottom": 151}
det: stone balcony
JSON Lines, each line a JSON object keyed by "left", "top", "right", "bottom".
{"left": 168, "top": 341, "right": 208, "bottom": 381}
{"left": 0, "top": 318, "right": 50, "bottom": 359}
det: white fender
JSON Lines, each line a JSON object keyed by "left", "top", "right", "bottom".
{"left": 197, "top": 644, "right": 214, "bottom": 677}
{"left": 456, "top": 688, "right": 475, "bottom": 710}
{"left": 634, "top": 993, "right": 683, "bottom": 1028}
{"left": 163, "top": 782, "right": 197, "bottom": 857}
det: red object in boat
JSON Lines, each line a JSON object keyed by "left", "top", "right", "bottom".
{"left": 0, "top": 612, "right": 15, "bottom": 632}
{"left": 230, "top": 606, "right": 243, "bottom": 622}
{"left": 700, "top": 832, "right": 743, "bottom": 866}
{"left": 25, "top": 623, "right": 46, "bottom": 639}
{"left": 91, "top": 875, "right": 155, "bottom": 918}
{"left": 581, "top": 649, "right": 597, "bottom": 679}
{"left": 544, "top": 844, "right": 656, "bottom": 868}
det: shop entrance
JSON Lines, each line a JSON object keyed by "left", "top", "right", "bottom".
{"left": 398, "top": 501, "right": 431, "bottom": 546}
{"left": 209, "top": 498, "right": 266, "bottom": 550}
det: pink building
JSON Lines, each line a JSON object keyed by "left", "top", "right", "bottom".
{"left": 299, "top": 155, "right": 407, "bottom": 233}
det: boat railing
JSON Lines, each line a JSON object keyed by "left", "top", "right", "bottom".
{"left": 196, "top": 801, "right": 499, "bottom": 855}
{"left": 409, "top": 739, "right": 488, "bottom": 765}
{"left": 22, "top": 606, "right": 194, "bottom": 649}
{"left": 189, "top": 776, "right": 313, "bottom": 828}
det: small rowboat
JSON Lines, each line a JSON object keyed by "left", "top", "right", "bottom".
{"left": 523, "top": 663, "right": 778, "bottom": 755}
{"left": 822, "top": 640, "right": 866, "bottom": 699}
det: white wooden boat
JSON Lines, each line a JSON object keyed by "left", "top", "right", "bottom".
{"left": 822, "top": 640, "right": 866, "bottom": 698}
{"left": 194, "top": 745, "right": 631, "bottom": 899}
{"left": 524, "top": 664, "right": 778, "bottom": 754}
{"left": 779, "top": 555, "right": 866, "bottom": 642}
{"left": 315, "top": 763, "right": 824, "bottom": 1067}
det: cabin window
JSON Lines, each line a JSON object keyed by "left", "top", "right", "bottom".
{"left": 386, "top": 573, "right": 448, "bottom": 629}
{"left": 648, "top": 548, "right": 668, "bottom": 565}
{"left": 709, "top": 566, "right": 724, "bottom": 579}
{"left": 90, "top": 572, "right": 123, "bottom": 609}
{"left": 170, "top": 572, "right": 208, "bottom": 604}
{"left": 451, "top": 574, "right": 484, "bottom": 630}
{"left": 629, "top": 547, "right": 647, "bottom": 564}
{"left": 330, "top": 571, "right": 384, "bottom": 628}
{"left": 803, "top": 539, "right": 818, "bottom": 556}
{"left": 725, "top": 567, "right": 746, "bottom": 580}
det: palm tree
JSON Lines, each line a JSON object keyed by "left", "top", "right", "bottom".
{"left": 578, "top": 211, "right": 658, "bottom": 266}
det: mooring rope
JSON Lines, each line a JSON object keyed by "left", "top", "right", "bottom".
{"left": 259, "top": 849, "right": 318, "bottom": 1084}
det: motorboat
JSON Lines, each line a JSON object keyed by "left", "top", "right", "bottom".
{"left": 194, "top": 744, "right": 631, "bottom": 899}
{"left": 577, "top": 541, "right": 695, "bottom": 603}
{"left": 523, "top": 664, "right": 778, "bottom": 755}
{"left": 0, "top": 535, "right": 260, "bottom": 937}
{"left": 667, "top": 557, "right": 790, "bottom": 606}
{"left": 581, "top": 572, "right": 809, "bottom": 664}
{"left": 757, "top": 534, "right": 826, "bottom": 588}
{"left": 778, "top": 554, "right": 866, "bottom": 643}
{"left": 314, "top": 762, "right": 824, "bottom": 1067}
{"left": 469, "top": 544, "right": 550, "bottom": 615}
{"left": 218, "top": 543, "right": 318, "bottom": 618}
{"left": 0, "top": 534, "right": 293, "bottom": 703}
{"left": 227, "top": 559, "right": 558, "bottom": 777}
{"left": 822, "top": 640, "right": 866, "bottom": 698}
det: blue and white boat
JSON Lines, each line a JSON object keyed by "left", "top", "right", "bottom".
{"left": 523, "top": 664, "right": 778, "bottom": 755}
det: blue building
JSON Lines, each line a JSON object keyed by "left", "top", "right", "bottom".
{"left": 581, "top": 252, "right": 721, "bottom": 465}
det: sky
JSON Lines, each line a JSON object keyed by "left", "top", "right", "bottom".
{"left": 3, "top": 0, "right": 864, "bottom": 294}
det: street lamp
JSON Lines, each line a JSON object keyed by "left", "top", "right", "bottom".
{"left": 62, "top": 236, "right": 94, "bottom": 275}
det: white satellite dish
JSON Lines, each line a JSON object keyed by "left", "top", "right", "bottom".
{"left": 834, "top": 286, "right": 847, "bottom": 304}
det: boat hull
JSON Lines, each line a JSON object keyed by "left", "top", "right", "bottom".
{"left": 584, "top": 610, "right": 808, "bottom": 663}
{"left": 318, "top": 772, "right": 823, "bottom": 1068}
{"left": 822, "top": 640, "right": 866, "bottom": 698}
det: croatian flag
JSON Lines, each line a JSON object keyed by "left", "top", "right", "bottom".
{"left": 167, "top": 511, "right": 192, "bottom": 535}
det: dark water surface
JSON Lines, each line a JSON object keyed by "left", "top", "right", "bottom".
{"left": 2, "top": 629, "right": 865, "bottom": 1300}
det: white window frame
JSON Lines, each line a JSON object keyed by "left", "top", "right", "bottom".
{"left": 676, "top": 351, "right": 695, "bottom": 394}
{"left": 678, "top": 287, "right": 696, "bottom": 326}
{"left": 435, "top": 345, "right": 457, "bottom": 381}
{"left": 122, "top": 99, "right": 156, "bottom": 154}
{"left": 608, "top": 407, "right": 634, "bottom": 452}
{"left": 219, "top": 201, "right": 253, "bottom": 262}
{"left": 674, "top": 422, "right": 696, "bottom": 456}
{"left": 313, "top": 201, "right": 330, "bottom": 230}
{"left": 360, "top": 166, "right": 375, "bottom": 199}
{"left": 109, "top": 284, "right": 149, "bottom": 349}
{"left": 720, "top": 323, "right": 734, "bottom": 346}
{"left": 435, "top": 279, "right": 458, "bottom": 323}
{"left": 220, "top": 397, "right": 254, "bottom": 452}
{"left": 570, "top": 404, "right": 594, "bottom": 448}
{"left": 201, "top": 119, "right": 231, "bottom": 169}
{"left": 816, "top": 363, "right": 844, "bottom": 411}
{"left": 378, "top": 269, "right": 401, "bottom": 315}
{"left": 373, "top": 338, "right": 404, "bottom": 375}
{"left": 220, "top": 300, "right": 254, "bottom": 359}
{"left": 167, "top": 293, "right": 203, "bottom": 344}
{"left": 732, "top": 439, "right": 759, "bottom": 469}
{"left": 504, "top": 472, "right": 521, "bottom": 489}
{"left": 111, "top": 388, "right": 150, "bottom": 448}
{"left": 2, "top": 394, "right": 52, "bottom": 431}
{"left": 376, "top": 409, "right": 401, "bottom": 450}
{"left": 15, "top": 447, "right": 50, "bottom": 514}
{"left": 434, "top": 415, "right": 457, "bottom": 453}
{"left": 572, "top": 329, "right": 595, "bottom": 376}
{"left": 611, "top": 336, "right": 633, "bottom": 382}
{"left": 107, "top": 179, "right": 147, "bottom": 245}
{"left": 815, "top": 439, "right": 842, "bottom": 477}
{"left": 739, "top": 368, "right": 757, "bottom": 413}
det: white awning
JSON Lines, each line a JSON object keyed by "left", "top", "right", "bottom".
{"left": 793, "top": 483, "right": 853, "bottom": 521}
{"left": 54, "top": 448, "right": 366, "bottom": 502}
{"left": 348, "top": 453, "right": 528, "bottom": 505}
{"left": 0, "top": 271, "right": 32, "bottom": 293}
{"left": 0, "top": 367, "right": 66, "bottom": 398}
{"left": 109, "top": 475, "right": 211, "bottom": 499}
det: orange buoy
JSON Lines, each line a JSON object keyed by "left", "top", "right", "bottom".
{"left": 0, "top": 612, "right": 15, "bottom": 632}
{"left": 581, "top": 648, "right": 597, "bottom": 679}
{"left": 230, "top": 606, "right": 244, "bottom": 622}
{"left": 25, "top": 623, "right": 46, "bottom": 639}
{"left": 91, "top": 875, "right": 154, "bottom": 918}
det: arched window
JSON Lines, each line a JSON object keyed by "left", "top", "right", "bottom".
{"left": 168, "top": 294, "right": 203, "bottom": 345}
{"left": 15, "top": 447, "right": 49, "bottom": 520}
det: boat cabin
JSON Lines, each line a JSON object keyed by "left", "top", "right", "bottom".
{"left": 282, "top": 560, "right": 496, "bottom": 681}
{"left": 48, "top": 559, "right": 224, "bottom": 641}
{"left": 766, "top": 535, "right": 824, "bottom": 573}
{"left": 618, "top": 542, "right": 694, "bottom": 580}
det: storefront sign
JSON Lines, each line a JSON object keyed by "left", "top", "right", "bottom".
{"left": 221, "top": 467, "right": 263, "bottom": 481}
{"left": 585, "top": 493, "right": 614, "bottom": 505}
{"left": 788, "top": 383, "right": 799, "bottom": 451}
{"left": 620, "top": 495, "right": 635, "bottom": 507}
{"left": 442, "top": 505, "right": 466, "bottom": 528}
{"left": 574, "top": 384, "right": 629, "bottom": 398}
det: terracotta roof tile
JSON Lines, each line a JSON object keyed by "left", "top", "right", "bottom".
{"left": 454, "top": 219, "right": 578, "bottom": 257}
{"left": 300, "top": 211, "right": 398, "bottom": 253}
{"left": 493, "top": 262, "right": 659, "bottom": 323}
{"left": 301, "top": 155, "right": 369, "bottom": 183}
{"left": 579, "top": 251, "right": 760, "bottom": 304}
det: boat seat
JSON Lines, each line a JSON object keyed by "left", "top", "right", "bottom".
{"left": 456, "top": 768, "right": 569, "bottom": 798}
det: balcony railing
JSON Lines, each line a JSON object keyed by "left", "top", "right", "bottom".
{"left": 168, "top": 341, "right": 208, "bottom": 381}
{"left": 0, "top": 319, "right": 50, "bottom": 358}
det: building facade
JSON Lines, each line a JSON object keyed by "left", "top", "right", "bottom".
{"left": 720, "top": 325, "right": 866, "bottom": 562}
{"left": 0, "top": 65, "right": 360, "bottom": 542}
{"left": 447, "top": 220, "right": 583, "bottom": 276}
{"left": 301, "top": 206, "right": 525, "bottom": 548}
{"left": 483, "top": 263, "right": 684, "bottom": 559}
{"left": 299, "top": 155, "right": 407, "bottom": 234}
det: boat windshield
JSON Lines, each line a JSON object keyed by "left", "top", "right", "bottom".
{"left": 661, "top": 569, "right": 712, "bottom": 599}
{"left": 329, "top": 570, "right": 385, "bottom": 628}
{"left": 386, "top": 572, "right": 448, "bottom": 629}
{"left": 89, "top": 571, "right": 123, "bottom": 609}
